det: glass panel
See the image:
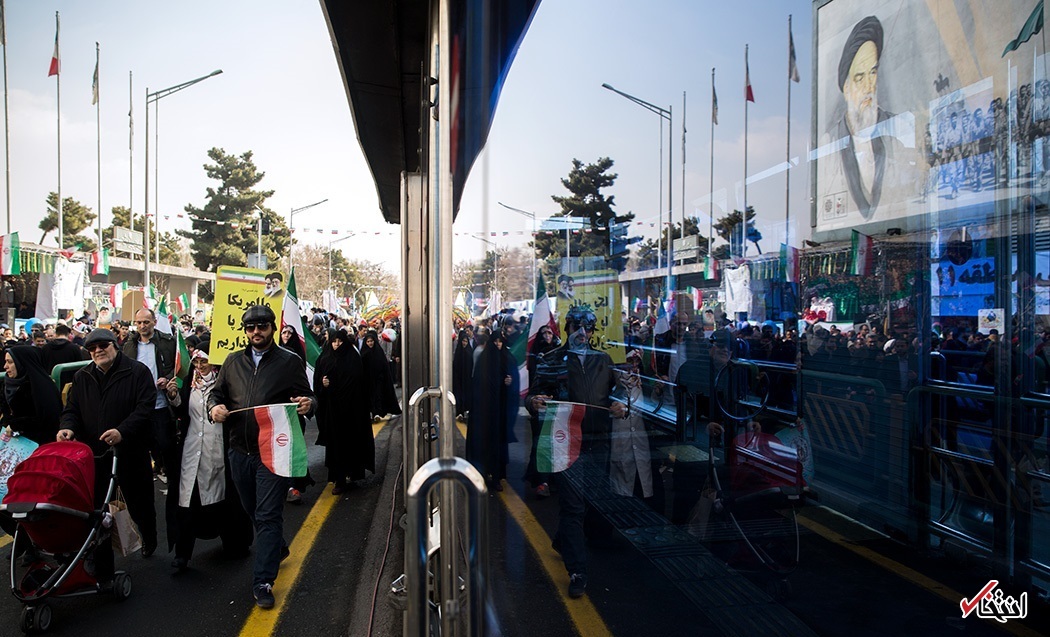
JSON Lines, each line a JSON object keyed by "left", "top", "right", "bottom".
{"left": 446, "top": 0, "right": 1050, "bottom": 632}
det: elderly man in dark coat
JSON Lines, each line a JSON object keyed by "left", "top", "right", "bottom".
{"left": 57, "top": 328, "right": 158, "bottom": 583}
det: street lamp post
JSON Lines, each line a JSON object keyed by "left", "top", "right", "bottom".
{"left": 144, "top": 69, "right": 222, "bottom": 285}
{"left": 288, "top": 199, "right": 329, "bottom": 272}
{"left": 497, "top": 201, "right": 537, "bottom": 301}
{"left": 601, "top": 83, "right": 673, "bottom": 285}
{"left": 328, "top": 234, "right": 354, "bottom": 290}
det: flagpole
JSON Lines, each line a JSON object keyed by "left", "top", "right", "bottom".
{"left": 55, "top": 11, "right": 63, "bottom": 251}
{"left": 710, "top": 68, "right": 715, "bottom": 253}
{"left": 95, "top": 42, "right": 102, "bottom": 251}
{"left": 681, "top": 90, "right": 686, "bottom": 254}
{"left": 743, "top": 44, "right": 749, "bottom": 261}
{"left": 1, "top": 0, "right": 10, "bottom": 234}
{"left": 129, "top": 71, "right": 133, "bottom": 234}
{"left": 785, "top": 15, "right": 792, "bottom": 245}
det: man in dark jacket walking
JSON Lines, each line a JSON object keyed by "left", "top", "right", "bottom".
{"left": 57, "top": 329, "right": 157, "bottom": 583}
{"left": 208, "top": 304, "right": 315, "bottom": 609}
{"left": 123, "top": 309, "right": 177, "bottom": 504}
{"left": 526, "top": 306, "right": 624, "bottom": 599}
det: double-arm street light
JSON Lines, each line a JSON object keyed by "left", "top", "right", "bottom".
{"left": 288, "top": 199, "right": 329, "bottom": 272}
{"left": 144, "top": 69, "right": 223, "bottom": 284}
{"left": 601, "top": 83, "right": 673, "bottom": 281}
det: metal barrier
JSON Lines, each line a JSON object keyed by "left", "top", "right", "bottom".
{"left": 405, "top": 457, "right": 488, "bottom": 637}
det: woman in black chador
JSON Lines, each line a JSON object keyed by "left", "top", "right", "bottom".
{"left": 452, "top": 330, "right": 474, "bottom": 417}
{"left": 314, "top": 329, "right": 374, "bottom": 494}
{"left": 360, "top": 330, "right": 402, "bottom": 419}
{"left": 1, "top": 345, "right": 62, "bottom": 444}
{"left": 466, "top": 329, "right": 512, "bottom": 490}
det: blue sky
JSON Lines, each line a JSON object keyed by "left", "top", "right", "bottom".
{"left": 1, "top": 0, "right": 814, "bottom": 271}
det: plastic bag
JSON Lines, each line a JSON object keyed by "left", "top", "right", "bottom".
{"left": 109, "top": 488, "right": 142, "bottom": 557}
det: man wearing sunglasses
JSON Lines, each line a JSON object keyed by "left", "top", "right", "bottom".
{"left": 57, "top": 328, "right": 159, "bottom": 586}
{"left": 526, "top": 305, "right": 625, "bottom": 599}
{"left": 207, "top": 304, "right": 315, "bottom": 609}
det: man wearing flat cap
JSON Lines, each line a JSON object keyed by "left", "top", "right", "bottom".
{"left": 58, "top": 327, "right": 158, "bottom": 584}
{"left": 819, "top": 15, "right": 917, "bottom": 222}
{"left": 207, "top": 304, "right": 315, "bottom": 609}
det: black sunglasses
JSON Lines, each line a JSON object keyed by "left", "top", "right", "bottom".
{"left": 244, "top": 322, "right": 271, "bottom": 332}
{"left": 85, "top": 341, "right": 113, "bottom": 352}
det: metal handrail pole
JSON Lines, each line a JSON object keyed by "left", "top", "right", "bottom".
{"left": 406, "top": 457, "right": 488, "bottom": 637}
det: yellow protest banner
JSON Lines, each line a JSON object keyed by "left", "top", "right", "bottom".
{"left": 560, "top": 269, "right": 625, "bottom": 364}
{"left": 209, "top": 267, "right": 286, "bottom": 365}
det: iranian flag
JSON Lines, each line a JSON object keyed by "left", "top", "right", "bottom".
{"left": 91, "top": 248, "right": 109, "bottom": 275}
{"left": 254, "top": 403, "right": 308, "bottom": 478}
{"left": 175, "top": 293, "right": 190, "bottom": 314}
{"left": 780, "top": 243, "right": 799, "bottom": 284}
{"left": 109, "top": 281, "right": 128, "bottom": 308}
{"left": 282, "top": 268, "right": 320, "bottom": 387}
{"left": 513, "top": 273, "right": 559, "bottom": 398}
{"left": 536, "top": 401, "right": 585, "bottom": 473}
{"left": 850, "top": 230, "right": 874, "bottom": 276}
{"left": 0, "top": 232, "right": 21, "bottom": 275}
{"left": 173, "top": 327, "right": 191, "bottom": 388}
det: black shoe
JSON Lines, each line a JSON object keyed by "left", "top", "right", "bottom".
{"left": 551, "top": 536, "right": 562, "bottom": 555}
{"left": 280, "top": 546, "right": 290, "bottom": 562}
{"left": 142, "top": 539, "right": 157, "bottom": 558}
{"left": 568, "top": 573, "right": 587, "bottom": 598}
{"left": 171, "top": 557, "right": 188, "bottom": 572}
{"left": 253, "top": 582, "right": 275, "bottom": 609}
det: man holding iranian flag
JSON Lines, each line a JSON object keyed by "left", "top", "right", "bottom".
{"left": 526, "top": 305, "right": 624, "bottom": 599}
{"left": 208, "top": 304, "right": 315, "bottom": 610}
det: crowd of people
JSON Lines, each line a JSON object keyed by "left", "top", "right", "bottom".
{"left": 0, "top": 301, "right": 404, "bottom": 609}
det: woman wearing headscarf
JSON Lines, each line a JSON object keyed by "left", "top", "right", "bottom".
{"left": 452, "top": 330, "right": 474, "bottom": 417}
{"left": 165, "top": 342, "right": 253, "bottom": 571}
{"left": 313, "top": 329, "right": 373, "bottom": 495}
{"left": 361, "top": 329, "right": 402, "bottom": 420}
{"left": 467, "top": 329, "right": 511, "bottom": 491}
{"left": 1, "top": 345, "right": 62, "bottom": 444}
{"left": 279, "top": 324, "right": 315, "bottom": 503}
{"left": 523, "top": 324, "right": 559, "bottom": 495}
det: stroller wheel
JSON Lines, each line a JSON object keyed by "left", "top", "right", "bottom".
{"left": 20, "top": 603, "right": 52, "bottom": 634}
{"left": 113, "top": 572, "right": 132, "bottom": 601}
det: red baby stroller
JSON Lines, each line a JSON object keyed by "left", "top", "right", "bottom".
{"left": 704, "top": 419, "right": 808, "bottom": 602}
{"left": 0, "top": 441, "right": 132, "bottom": 633}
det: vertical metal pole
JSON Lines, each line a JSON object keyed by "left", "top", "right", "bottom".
{"left": 129, "top": 71, "right": 133, "bottom": 233}
{"left": 2, "top": 0, "right": 9, "bottom": 233}
{"left": 96, "top": 43, "right": 102, "bottom": 250}
{"left": 56, "top": 12, "right": 63, "bottom": 251}
{"left": 710, "top": 69, "right": 715, "bottom": 252}
{"left": 681, "top": 91, "right": 686, "bottom": 246}
{"left": 658, "top": 117, "right": 663, "bottom": 272}
{"left": 257, "top": 216, "right": 263, "bottom": 267}
{"left": 785, "top": 15, "right": 793, "bottom": 241}
{"left": 144, "top": 86, "right": 151, "bottom": 286}
{"left": 288, "top": 208, "right": 294, "bottom": 273}
{"left": 155, "top": 98, "right": 160, "bottom": 263}
{"left": 743, "top": 44, "right": 751, "bottom": 261}
{"left": 667, "top": 103, "right": 673, "bottom": 292}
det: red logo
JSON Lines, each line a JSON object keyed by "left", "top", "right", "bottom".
{"left": 275, "top": 433, "right": 289, "bottom": 447}
{"left": 554, "top": 430, "right": 566, "bottom": 444}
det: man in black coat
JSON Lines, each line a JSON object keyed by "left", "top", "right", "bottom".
{"left": 526, "top": 306, "right": 625, "bottom": 599}
{"left": 40, "top": 323, "right": 90, "bottom": 373}
{"left": 208, "top": 304, "right": 315, "bottom": 609}
{"left": 57, "top": 329, "right": 157, "bottom": 583}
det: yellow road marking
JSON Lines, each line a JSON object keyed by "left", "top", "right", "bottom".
{"left": 797, "top": 515, "right": 1043, "bottom": 637}
{"left": 455, "top": 420, "right": 612, "bottom": 637}
{"left": 238, "top": 422, "right": 385, "bottom": 637}
{"left": 0, "top": 535, "right": 10, "bottom": 549}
